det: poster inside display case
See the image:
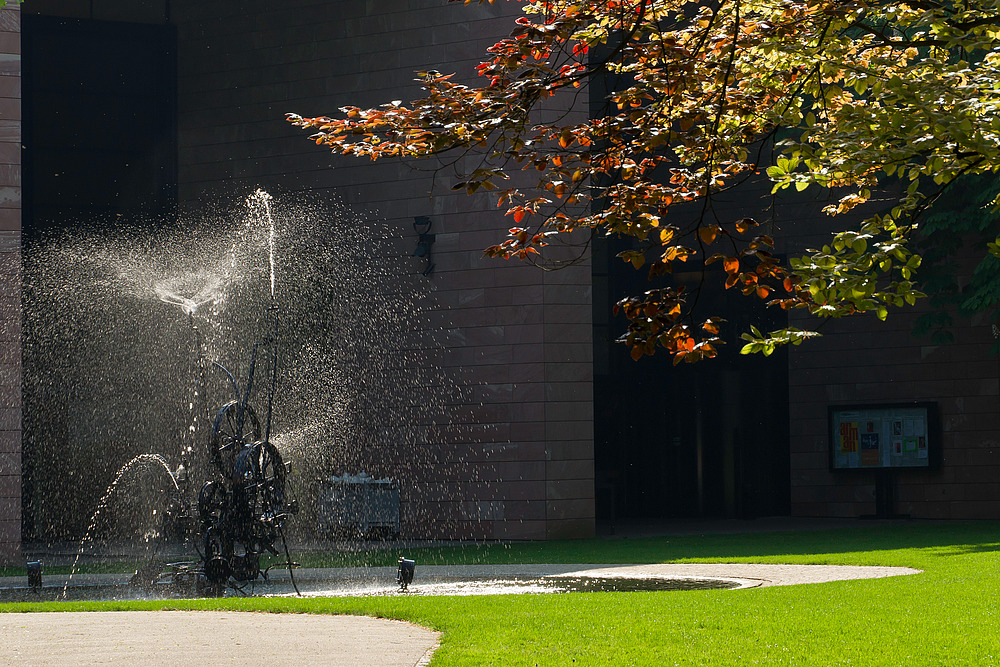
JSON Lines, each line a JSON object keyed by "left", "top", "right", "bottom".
{"left": 829, "top": 403, "right": 940, "bottom": 470}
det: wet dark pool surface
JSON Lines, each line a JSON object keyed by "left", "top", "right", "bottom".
{"left": 0, "top": 574, "right": 739, "bottom": 602}
{"left": 308, "top": 575, "right": 741, "bottom": 597}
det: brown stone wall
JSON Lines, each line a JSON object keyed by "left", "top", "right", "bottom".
{"left": 172, "top": 0, "right": 595, "bottom": 539}
{"left": 705, "top": 176, "right": 1000, "bottom": 521}
{"left": 0, "top": 1, "right": 18, "bottom": 563}
{"left": 786, "top": 220, "right": 1000, "bottom": 519}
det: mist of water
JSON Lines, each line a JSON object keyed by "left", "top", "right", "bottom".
{"left": 22, "top": 192, "right": 461, "bottom": 544}
{"left": 62, "top": 453, "right": 179, "bottom": 596}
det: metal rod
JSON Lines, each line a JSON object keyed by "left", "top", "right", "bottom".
{"left": 189, "top": 312, "right": 210, "bottom": 483}
{"left": 235, "top": 343, "right": 259, "bottom": 450}
{"left": 264, "top": 305, "right": 279, "bottom": 445}
{"left": 212, "top": 361, "right": 240, "bottom": 401}
{"left": 280, "top": 525, "right": 301, "bottom": 596}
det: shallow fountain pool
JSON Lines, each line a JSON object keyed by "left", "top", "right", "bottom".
{"left": 289, "top": 574, "right": 741, "bottom": 597}
{"left": 0, "top": 563, "right": 748, "bottom": 602}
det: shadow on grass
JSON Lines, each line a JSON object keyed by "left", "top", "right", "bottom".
{"left": 288, "top": 520, "right": 1000, "bottom": 568}
{"left": 8, "top": 521, "right": 999, "bottom": 577}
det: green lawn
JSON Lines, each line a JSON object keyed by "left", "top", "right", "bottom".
{"left": 4, "top": 522, "right": 1000, "bottom": 665}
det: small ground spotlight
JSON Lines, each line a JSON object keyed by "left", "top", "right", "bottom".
{"left": 397, "top": 557, "right": 415, "bottom": 590}
{"left": 27, "top": 561, "right": 42, "bottom": 590}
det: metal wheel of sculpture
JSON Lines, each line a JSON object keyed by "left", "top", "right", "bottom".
{"left": 254, "top": 441, "right": 286, "bottom": 516}
{"left": 210, "top": 401, "right": 261, "bottom": 478}
{"left": 232, "top": 441, "right": 286, "bottom": 548}
{"left": 203, "top": 525, "right": 232, "bottom": 588}
{"left": 197, "top": 480, "right": 228, "bottom": 528}
{"left": 195, "top": 435, "right": 295, "bottom": 593}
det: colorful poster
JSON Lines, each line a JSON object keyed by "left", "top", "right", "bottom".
{"left": 840, "top": 422, "right": 859, "bottom": 454}
{"left": 860, "top": 432, "right": 880, "bottom": 466}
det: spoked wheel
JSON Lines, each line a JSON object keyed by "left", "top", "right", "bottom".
{"left": 255, "top": 441, "right": 287, "bottom": 516}
{"left": 229, "top": 540, "right": 261, "bottom": 582}
{"left": 198, "top": 481, "right": 228, "bottom": 529}
{"left": 203, "top": 525, "right": 232, "bottom": 589}
{"left": 210, "top": 401, "right": 261, "bottom": 478}
{"left": 232, "top": 441, "right": 286, "bottom": 552}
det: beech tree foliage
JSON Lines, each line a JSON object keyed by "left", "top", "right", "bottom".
{"left": 289, "top": 0, "right": 1000, "bottom": 362}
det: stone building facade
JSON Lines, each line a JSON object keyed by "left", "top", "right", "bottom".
{"left": 787, "top": 260, "right": 1000, "bottom": 519}
{"left": 18, "top": 0, "right": 594, "bottom": 547}
{"left": 169, "top": 0, "right": 595, "bottom": 540}
{"left": 7, "top": 0, "right": 1000, "bottom": 562}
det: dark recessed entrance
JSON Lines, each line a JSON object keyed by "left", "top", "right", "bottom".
{"left": 592, "top": 238, "right": 791, "bottom": 523}
{"left": 21, "top": 10, "right": 177, "bottom": 540}
{"left": 22, "top": 12, "right": 177, "bottom": 237}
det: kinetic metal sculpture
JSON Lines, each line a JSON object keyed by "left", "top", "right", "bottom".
{"left": 196, "top": 337, "right": 300, "bottom": 594}
{"left": 148, "top": 192, "right": 300, "bottom": 597}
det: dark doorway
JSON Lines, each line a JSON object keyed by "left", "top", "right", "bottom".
{"left": 21, "top": 13, "right": 177, "bottom": 540}
{"left": 586, "top": 42, "right": 791, "bottom": 525}
{"left": 592, "top": 236, "right": 791, "bottom": 523}
{"left": 22, "top": 14, "right": 177, "bottom": 236}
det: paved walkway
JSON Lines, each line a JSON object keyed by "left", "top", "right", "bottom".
{"left": 0, "top": 610, "right": 440, "bottom": 667}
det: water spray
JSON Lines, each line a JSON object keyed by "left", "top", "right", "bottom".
{"left": 191, "top": 189, "right": 300, "bottom": 596}
{"left": 97, "top": 189, "right": 303, "bottom": 597}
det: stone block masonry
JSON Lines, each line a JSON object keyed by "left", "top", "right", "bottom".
{"left": 171, "top": 0, "right": 595, "bottom": 539}
{"left": 0, "top": 1, "right": 17, "bottom": 564}
{"left": 788, "top": 230, "right": 1000, "bottom": 520}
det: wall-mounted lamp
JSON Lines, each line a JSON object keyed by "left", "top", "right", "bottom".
{"left": 412, "top": 216, "right": 435, "bottom": 276}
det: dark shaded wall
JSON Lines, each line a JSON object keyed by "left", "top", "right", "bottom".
{"left": 751, "top": 176, "right": 1000, "bottom": 519}
{"left": 19, "top": 5, "right": 177, "bottom": 543}
{"left": 170, "top": 0, "right": 595, "bottom": 539}
{"left": 787, "top": 245, "right": 1000, "bottom": 518}
{"left": 22, "top": 15, "right": 175, "bottom": 231}
{"left": 593, "top": 240, "right": 791, "bottom": 521}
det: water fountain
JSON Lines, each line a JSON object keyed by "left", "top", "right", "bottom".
{"left": 21, "top": 190, "right": 444, "bottom": 597}
{"left": 39, "top": 191, "right": 298, "bottom": 595}
{"left": 16, "top": 192, "right": 791, "bottom": 602}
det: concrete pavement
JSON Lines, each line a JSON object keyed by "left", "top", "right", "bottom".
{"left": 0, "top": 610, "right": 440, "bottom": 667}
